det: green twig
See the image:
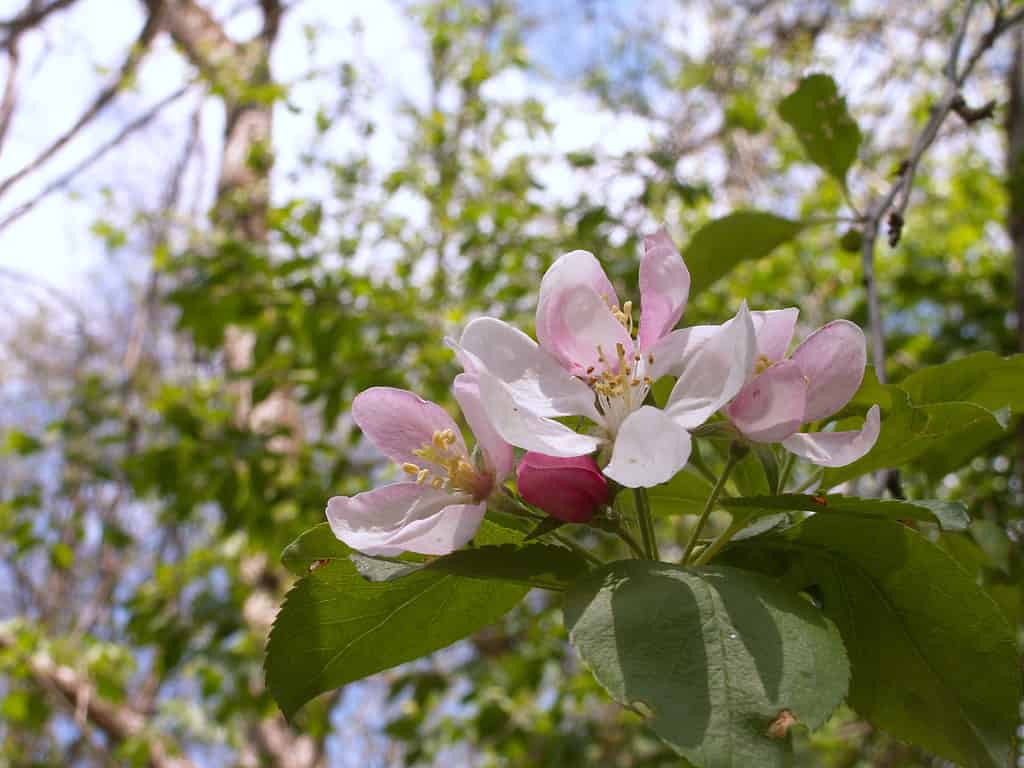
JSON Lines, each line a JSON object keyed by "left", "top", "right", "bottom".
{"left": 552, "top": 530, "right": 604, "bottom": 567}
{"left": 777, "top": 452, "right": 795, "bottom": 493}
{"left": 682, "top": 447, "right": 742, "bottom": 565}
{"left": 633, "top": 487, "right": 659, "bottom": 561}
{"left": 694, "top": 516, "right": 746, "bottom": 566}
{"left": 688, "top": 442, "right": 719, "bottom": 486}
{"left": 792, "top": 469, "right": 825, "bottom": 494}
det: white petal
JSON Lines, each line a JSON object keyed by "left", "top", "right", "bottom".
{"left": 666, "top": 302, "right": 756, "bottom": 429}
{"left": 646, "top": 324, "right": 720, "bottom": 381}
{"left": 381, "top": 502, "right": 487, "bottom": 556}
{"left": 638, "top": 227, "right": 691, "bottom": 351}
{"left": 781, "top": 405, "right": 881, "bottom": 468}
{"left": 477, "top": 372, "right": 603, "bottom": 457}
{"left": 458, "top": 317, "right": 601, "bottom": 422}
{"left": 603, "top": 405, "right": 693, "bottom": 488}
{"left": 453, "top": 373, "right": 514, "bottom": 482}
{"left": 326, "top": 484, "right": 461, "bottom": 557}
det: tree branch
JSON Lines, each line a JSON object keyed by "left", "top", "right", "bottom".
{"left": 858, "top": 0, "right": 1024, "bottom": 385}
{"left": 0, "top": 3, "right": 164, "bottom": 200}
{"left": 0, "top": 0, "right": 80, "bottom": 49}
{"left": 0, "top": 82, "right": 193, "bottom": 233}
{"left": 0, "top": 629, "right": 197, "bottom": 768}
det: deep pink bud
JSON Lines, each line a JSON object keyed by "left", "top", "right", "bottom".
{"left": 516, "top": 452, "right": 609, "bottom": 523}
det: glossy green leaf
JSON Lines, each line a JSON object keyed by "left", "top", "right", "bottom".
{"left": 721, "top": 493, "right": 968, "bottom": 531}
{"left": 280, "top": 522, "right": 351, "bottom": 576}
{"left": 778, "top": 73, "right": 861, "bottom": 184}
{"left": 723, "top": 516, "right": 1020, "bottom": 768}
{"left": 899, "top": 351, "right": 1024, "bottom": 412}
{"left": 564, "top": 561, "right": 849, "bottom": 767}
{"left": 351, "top": 542, "right": 591, "bottom": 591}
{"left": 266, "top": 556, "right": 529, "bottom": 719}
{"left": 685, "top": 212, "right": 804, "bottom": 294}
{"left": 822, "top": 392, "right": 1007, "bottom": 486}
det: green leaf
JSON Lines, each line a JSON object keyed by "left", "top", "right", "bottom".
{"left": 822, "top": 392, "right": 1007, "bottom": 486}
{"left": 351, "top": 543, "right": 591, "bottom": 591}
{"left": 685, "top": 212, "right": 804, "bottom": 294}
{"left": 564, "top": 561, "right": 849, "bottom": 767}
{"left": 266, "top": 556, "right": 529, "bottom": 719}
{"left": 280, "top": 522, "right": 350, "bottom": 576}
{"left": 721, "top": 494, "right": 969, "bottom": 532}
{"left": 648, "top": 470, "right": 714, "bottom": 518}
{"left": 778, "top": 73, "right": 861, "bottom": 184}
{"left": 723, "top": 516, "right": 1021, "bottom": 768}
{"left": 899, "top": 351, "right": 1024, "bottom": 412}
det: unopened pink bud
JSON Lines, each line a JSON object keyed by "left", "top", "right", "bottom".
{"left": 516, "top": 452, "right": 608, "bottom": 523}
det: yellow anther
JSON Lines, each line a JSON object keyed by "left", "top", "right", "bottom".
{"left": 430, "top": 477, "right": 445, "bottom": 489}
{"left": 754, "top": 354, "right": 773, "bottom": 375}
{"left": 633, "top": 353, "right": 641, "bottom": 362}
{"left": 631, "top": 378, "right": 641, "bottom": 386}
{"left": 644, "top": 376, "right": 653, "bottom": 385}
{"left": 442, "top": 428, "right": 456, "bottom": 444}
{"left": 647, "top": 353, "right": 655, "bottom": 365}
{"left": 402, "top": 462, "right": 420, "bottom": 475}
{"left": 416, "top": 468, "right": 429, "bottom": 485}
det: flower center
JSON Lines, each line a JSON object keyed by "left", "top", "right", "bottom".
{"left": 754, "top": 354, "right": 773, "bottom": 375}
{"left": 401, "top": 429, "right": 491, "bottom": 499}
{"left": 585, "top": 342, "right": 654, "bottom": 435}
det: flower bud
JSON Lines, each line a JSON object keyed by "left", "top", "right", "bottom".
{"left": 516, "top": 452, "right": 608, "bottom": 523}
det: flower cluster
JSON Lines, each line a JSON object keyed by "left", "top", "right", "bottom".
{"left": 327, "top": 229, "right": 880, "bottom": 556}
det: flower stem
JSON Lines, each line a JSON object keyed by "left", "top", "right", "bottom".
{"left": 614, "top": 523, "right": 646, "bottom": 559}
{"left": 792, "top": 469, "right": 824, "bottom": 494}
{"left": 633, "top": 487, "right": 659, "bottom": 561}
{"left": 777, "top": 452, "right": 795, "bottom": 493}
{"left": 552, "top": 530, "right": 605, "bottom": 567}
{"left": 694, "top": 516, "right": 745, "bottom": 566}
{"left": 682, "top": 446, "right": 742, "bottom": 565}
{"left": 689, "top": 441, "right": 719, "bottom": 486}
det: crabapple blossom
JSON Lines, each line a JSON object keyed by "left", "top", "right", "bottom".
{"left": 451, "top": 229, "right": 756, "bottom": 488}
{"left": 726, "top": 309, "right": 881, "bottom": 467}
{"left": 325, "top": 378, "right": 513, "bottom": 556}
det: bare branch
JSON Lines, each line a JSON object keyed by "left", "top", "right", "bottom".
{"left": 0, "top": 82, "right": 194, "bottom": 233}
{"left": 0, "top": 37, "right": 19, "bottom": 153}
{"left": 858, "top": 0, "right": 1024, "bottom": 385}
{"left": 0, "top": 0, "right": 80, "bottom": 49}
{"left": 0, "top": 3, "right": 164, "bottom": 199}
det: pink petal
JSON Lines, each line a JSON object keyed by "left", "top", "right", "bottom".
{"left": 476, "top": 372, "right": 603, "bottom": 457}
{"left": 604, "top": 405, "right": 693, "bottom": 488}
{"left": 790, "top": 319, "right": 867, "bottom": 422}
{"left": 537, "top": 249, "right": 619, "bottom": 352}
{"left": 380, "top": 502, "right": 487, "bottom": 556}
{"left": 638, "top": 227, "right": 691, "bottom": 351}
{"left": 326, "top": 484, "right": 462, "bottom": 556}
{"left": 666, "top": 302, "right": 756, "bottom": 430}
{"left": 538, "top": 282, "right": 634, "bottom": 377}
{"left": 781, "top": 405, "right": 881, "bottom": 468}
{"left": 457, "top": 317, "right": 602, "bottom": 423}
{"left": 453, "top": 373, "right": 514, "bottom": 482}
{"left": 751, "top": 308, "right": 798, "bottom": 362}
{"left": 646, "top": 324, "right": 720, "bottom": 381}
{"left": 352, "top": 387, "right": 465, "bottom": 471}
{"left": 726, "top": 360, "right": 808, "bottom": 443}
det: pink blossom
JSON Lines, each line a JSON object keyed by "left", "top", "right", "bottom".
{"left": 450, "top": 229, "right": 756, "bottom": 489}
{"left": 326, "top": 379, "right": 513, "bottom": 556}
{"left": 726, "top": 310, "right": 881, "bottom": 467}
{"left": 516, "top": 452, "right": 609, "bottom": 523}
